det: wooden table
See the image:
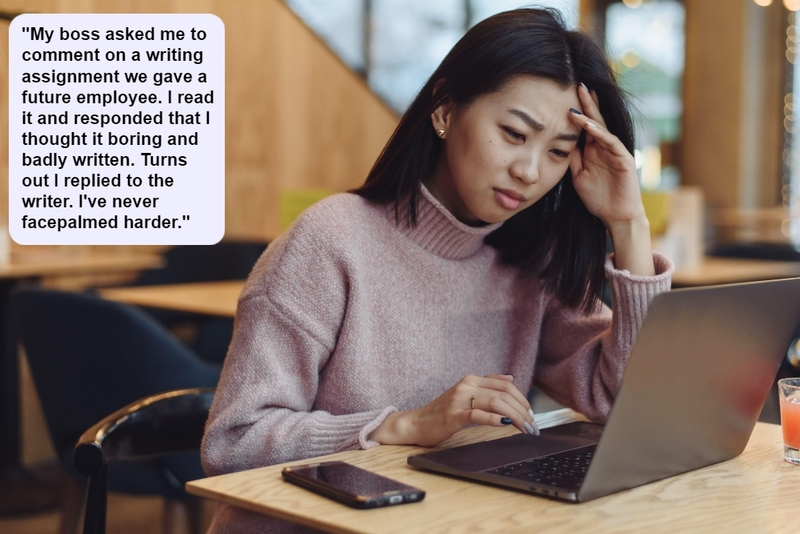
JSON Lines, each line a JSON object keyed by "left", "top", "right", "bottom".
{"left": 0, "top": 250, "right": 162, "bottom": 279}
{"left": 188, "top": 410, "right": 797, "bottom": 533}
{"left": 0, "top": 250, "right": 163, "bottom": 515}
{"left": 99, "top": 280, "right": 243, "bottom": 317}
{"left": 671, "top": 256, "right": 800, "bottom": 287}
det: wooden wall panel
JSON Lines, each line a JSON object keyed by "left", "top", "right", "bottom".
{"left": 682, "top": 0, "right": 747, "bottom": 209}
{"left": 0, "top": 0, "right": 399, "bottom": 246}
{"left": 683, "top": 0, "right": 786, "bottom": 212}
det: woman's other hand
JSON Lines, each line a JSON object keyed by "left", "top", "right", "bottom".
{"left": 368, "top": 374, "right": 537, "bottom": 447}
{"left": 567, "top": 84, "right": 655, "bottom": 276}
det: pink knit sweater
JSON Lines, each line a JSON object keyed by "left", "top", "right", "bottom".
{"left": 201, "top": 185, "right": 672, "bottom": 531}
{"left": 202, "top": 187, "right": 673, "bottom": 534}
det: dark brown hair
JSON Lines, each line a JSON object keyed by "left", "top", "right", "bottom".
{"left": 353, "top": 8, "right": 634, "bottom": 313}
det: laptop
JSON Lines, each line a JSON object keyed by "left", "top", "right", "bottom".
{"left": 407, "top": 277, "right": 800, "bottom": 502}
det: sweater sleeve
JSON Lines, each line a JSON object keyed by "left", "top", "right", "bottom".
{"left": 533, "top": 252, "right": 674, "bottom": 423}
{"left": 201, "top": 206, "right": 397, "bottom": 476}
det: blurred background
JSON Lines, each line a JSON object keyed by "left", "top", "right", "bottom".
{"left": 1, "top": 0, "right": 799, "bottom": 532}
{"left": 0, "top": 0, "right": 797, "bottom": 259}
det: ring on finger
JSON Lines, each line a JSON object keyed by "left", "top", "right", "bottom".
{"left": 470, "top": 394, "right": 476, "bottom": 410}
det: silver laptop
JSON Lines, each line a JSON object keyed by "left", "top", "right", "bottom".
{"left": 408, "top": 277, "right": 800, "bottom": 502}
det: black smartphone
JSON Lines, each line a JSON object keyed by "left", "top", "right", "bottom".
{"left": 281, "top": 461, "right": 425, "bottom": 509}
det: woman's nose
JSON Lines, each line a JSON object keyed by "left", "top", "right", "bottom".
{"left": 510, "top": 153, "right": 539, "bottom": 184}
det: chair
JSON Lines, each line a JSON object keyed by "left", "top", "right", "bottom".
{"left": 74, "top": 388, "right": 215, "bottom": 534}
{"left": 11, "top": 288, "right": 221, "bottom": 534}
{"left": 130, "top": 241, "right": 268, "bottom": 363}
{"left": 134, "top": 241, "right": 268, "bottom": 287}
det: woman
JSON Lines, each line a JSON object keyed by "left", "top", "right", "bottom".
{"left": 202, "top": 7, "right": 672, "bottom": 532}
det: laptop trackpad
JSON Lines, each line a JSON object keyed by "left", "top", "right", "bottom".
{"left": 412, "top": 422, "right": 603, "bottom": 473}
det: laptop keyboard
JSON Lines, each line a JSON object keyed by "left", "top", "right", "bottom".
{"left": 486, "top": 445, "right": 597, "bottom": 492}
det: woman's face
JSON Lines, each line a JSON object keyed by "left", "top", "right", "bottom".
{"left": 426, "top": 75, "right": 582, "bottom": 226}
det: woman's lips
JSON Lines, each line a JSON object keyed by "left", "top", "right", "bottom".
{"left": 494, "top": 188, "right": 524, "bottom": 211}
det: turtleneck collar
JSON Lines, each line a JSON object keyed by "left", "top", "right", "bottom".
{"left": 387, "top": 185, "right": 502, "bottom": 260}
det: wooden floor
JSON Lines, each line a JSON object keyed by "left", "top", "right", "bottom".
{"left": 0, "top": 493, "right": 216, "bottom": 534}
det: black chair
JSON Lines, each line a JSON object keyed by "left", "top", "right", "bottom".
{"left": 130, "top": 241, "right": 268, "bottom": 363}
{"left": 12, "top": 288, "right": 221, "bottom": 534}
{"left": 134, "top": 241, "right": 268, "bottom": 287}
{"left": 74, "top": 388, "right": 215, "bottom": 534}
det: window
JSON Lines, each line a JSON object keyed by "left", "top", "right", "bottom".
{"left": 788, "top": 11, "right": 800, "bottom": 241}
{"left": 285, "top": 0, "right": 580, "bottom": 112}
{"left": 603, "top": 0, "right": 685, "bottom": 190}
{"left": 285, "top": 0, "right": 366, "bottom": 73}
{"left": 369, "top": 0, "right": 465, "bottom": 111}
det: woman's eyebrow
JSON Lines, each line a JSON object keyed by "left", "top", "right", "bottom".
{"left": 509, "top": 109, "right": 544, "bottom": 131}
{"left": 508, "top": 109, "right": 579, "bottom": 142}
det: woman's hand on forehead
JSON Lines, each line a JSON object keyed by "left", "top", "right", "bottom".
{"left": 567, "top": 83, "right": 655, "bottom": 277}
{"left": 566, "top": 83, "right": 643, "bottom": 228}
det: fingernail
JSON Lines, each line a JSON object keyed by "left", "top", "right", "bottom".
{"left": 528, "top": 409, "right": 540, "bottom": 436}
{"left": 580, "top": 82, "right": 588, "bottom": 92}
{"left": 500, "top": 417, "right": 513, "bottom": 425}
{"left": 523, "top": 422, "right": 534, "bottom": 435}
{"left": 569, "top": 108, "right": 582, "bottom": 115}
{"left": 506, "top": 373, "right": 515, "bottom": 379}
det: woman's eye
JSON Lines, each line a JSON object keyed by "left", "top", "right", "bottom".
{"left": 551, "top": 149, "right": 570, "bottom": 158}
{"left": 503, "top": 127, "right": 525, "bottom": 141}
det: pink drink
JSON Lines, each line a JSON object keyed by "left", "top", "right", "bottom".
{"left": 778, "top": 378, "right": 800, "bottom": 465}
{"left": 780, "top": 396, "right": 800, "bottom": 449}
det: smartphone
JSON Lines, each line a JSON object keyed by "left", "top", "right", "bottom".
{"left": 281, "top": 461, "right": 425, "bottom": 509}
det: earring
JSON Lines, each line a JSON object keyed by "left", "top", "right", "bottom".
{"left": 436, "top": 129, "right": 446, "bottom": 138}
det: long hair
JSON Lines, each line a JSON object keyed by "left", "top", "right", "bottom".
{"left": 352, "top": 8, "right": 634, "bottom": 313}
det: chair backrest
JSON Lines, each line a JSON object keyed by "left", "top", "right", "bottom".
{"left": 12, "top": 288, "right": 221, "bottom": 467}
{"left": 74, "top": 388, "right": 215, "bottom": 534}
{"left": 130, "top": 242, "right": 267, "bottom": 347}
{"left": 134, "top": 241, "right": 268, "bottom": 286}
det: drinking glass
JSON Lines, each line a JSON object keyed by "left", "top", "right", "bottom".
{"left": 778, "top": 378, "right": 800, "bottom": 465}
